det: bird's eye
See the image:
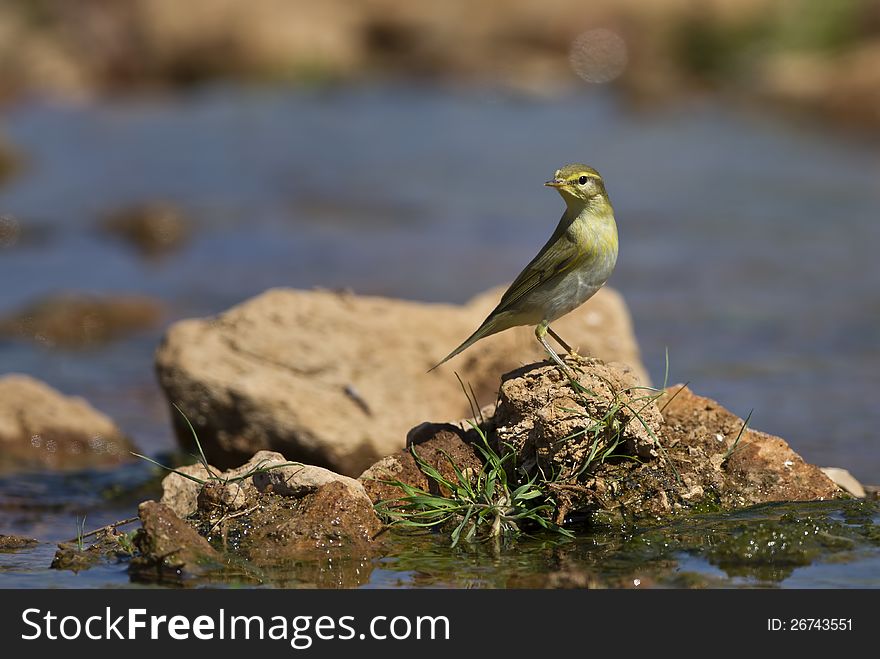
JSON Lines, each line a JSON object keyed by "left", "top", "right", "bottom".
{"left": 578, "top": 175, "right": 588, "bottom": 185}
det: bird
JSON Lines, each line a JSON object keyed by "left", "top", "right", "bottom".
{"left": 431, "top": 163, "right": 618, "bottom": 374}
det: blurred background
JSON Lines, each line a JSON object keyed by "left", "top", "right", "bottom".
{"left": 1, "top": 0, "right": 878, "bottom": 499}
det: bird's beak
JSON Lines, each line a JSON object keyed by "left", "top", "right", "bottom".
{"left": 544, "top": 179, "right": 565, "bottom": 188}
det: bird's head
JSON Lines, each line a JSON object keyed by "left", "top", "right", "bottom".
{"left": 545, "top": 163, "right": 610, "bottom": 212}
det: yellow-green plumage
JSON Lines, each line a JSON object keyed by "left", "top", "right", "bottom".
{"left": 431, "top": 163, "right": 618, "bottom": 372}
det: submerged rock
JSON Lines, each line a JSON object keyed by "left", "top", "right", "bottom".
{"left": 0, "top": 293, "right": 163, "bottom": 348}
{"left": 98, "top": 202, "right": 190, "bottom": 258}
{"left": 155, "top": 285, "right": 645, "bottom": 475}
{"left": 50, "top": 526, "right": 137, "bottom": 573}
{"left": 0, "top": 132, "right": 23, "bottom": 186}
{"left": 0, "top": 374, "right": 136, "bottom": 472}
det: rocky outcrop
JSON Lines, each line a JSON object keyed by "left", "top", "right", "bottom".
{"left": 155, "top": 285, "right": 645, "bottom": 476}
{"left": 360, "top": 358, "right": 843, "bottom": 524}
{"left": 0, "top": 374, "right": 136, "bottom": 472}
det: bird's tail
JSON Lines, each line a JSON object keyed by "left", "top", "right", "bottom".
{"left": 428, "top": 316, "right": 501, "bottom": 372}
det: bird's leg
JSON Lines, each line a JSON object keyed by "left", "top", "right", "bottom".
{"left": 536, "top": 323, "right": 577, "bottom": 379}
{"left": 547, "top": 326, "right": 579, "bottom": 357}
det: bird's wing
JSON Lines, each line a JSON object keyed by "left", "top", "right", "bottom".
{"left": 495, "top": 228, "right": 583, "bottom": 314}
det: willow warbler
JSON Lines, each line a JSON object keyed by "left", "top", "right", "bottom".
{"left": 432, "top": 163, "right": 618, "bottom": 372}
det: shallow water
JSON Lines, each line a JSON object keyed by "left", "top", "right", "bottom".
{"left": 0, "top": 83, "right": 878, "bottom": 587}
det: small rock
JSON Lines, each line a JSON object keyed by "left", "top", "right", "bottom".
{"left": 0, "top": 293, "right": 163, "bottom": 348}
{"left": 252, "top": 461, "right": 368, "bottom": 502}
{"left": 130, "top": 501, "right": 220, "bottom": 581}
{"left": 159, "top": 462, "right": 217, "bottom": 518}
{"left": 360, "top": 423, "right": 482, "bottom": 504}
{"left": 358, "top": 453, "right": 429, "bottom": 505}
{"left": 0, "top": 374, "right": 136, "bottom": 472}
{"left": 820, "top": 468, "right": 866, "bottom": 498}
{"left": 0, "top": 534, "right": 38, "bottom": 550}
{"left": 159, "top": 450, "right": 285, "bottom": 517}
{"left": 99, "top": 202, "right": 190, "bottom": 258}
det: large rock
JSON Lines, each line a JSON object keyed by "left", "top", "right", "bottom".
{"left": 457, "top": 360, "right": 841, "bottom": 522}
{"left": 155, "top": 285, "right": 645, "bottom": 475}
{"left": 0, "top": 374, "right": 136, "bottom": 472}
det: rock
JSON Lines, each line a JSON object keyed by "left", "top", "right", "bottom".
{"left": 155, "top": 285, "right": 645, "bottom": 475}
{"left": 130, "top": 500, "right": 220, "bottom": 581}
{"left": 820, "top": 468, "right": 865, "bottom": 499}
{"left": 494, "top": 357, "right": 661, "bottom": 482}
{"left": 0, "top": 293, "right": 164, "bottom": 348}
{"left": 50, "top": 526, "right": 136, "bottom": 572}
{"left": 159, "top": 450, "right": 291, "bottom": 517}
{"left": 196, "top": 480, "right": 249, "bottom": 513}
{"left": 160, "top": 447, "right": 371, "bottom": 524}
{"left": 242, "top": 481, "right": 383, "bottom": 560}
{"left": 159, "top": 461, "right": 217, "bottom": 517}
{"left": 0, "top": 131, "right": 23, "bottom": 186}
{"left": 358, "top": 453, "right": 429, "bottom": 506}
{"left": 0, "top": 374, "right": 136, "bottom": 472}
{"left": 659, "top": 385, "right": 842, "bottom": 508}
{"left": 98, "top": 202, "right": 190, "bottom": 258}
{"left": 252, "top": 461, "right": 368, "bottom": 502}
{"left": 359, "top": 422, "right": 483, "bottom": 504}
{"left": 0, "top": 534, "right": 38, "bottom": 550}
{"left": 438, "top": 364, "right": 842, "bottom": 523}
{"left": 150, "top": 451, "right": 383, "bottom": 573}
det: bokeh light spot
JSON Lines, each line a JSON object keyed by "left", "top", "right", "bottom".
{"left": 569, "top": 28, "right": 628, "bottom": 84}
